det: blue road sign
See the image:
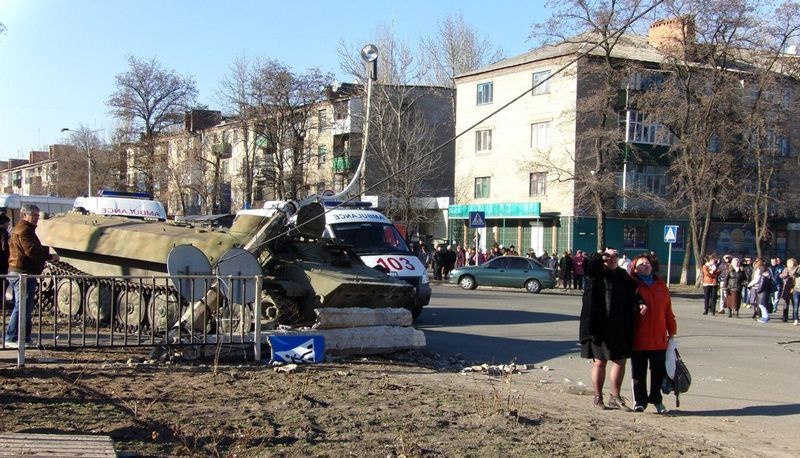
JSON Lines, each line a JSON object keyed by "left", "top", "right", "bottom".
{"left": 469, "top": 211, "right": 486, "bottom": 228}
{"left": 664, "top": 225, "right": 678, "bottom": 244}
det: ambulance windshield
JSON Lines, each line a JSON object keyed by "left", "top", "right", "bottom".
{"left": 328, "top": 222, "right": 411, "bottom": 255}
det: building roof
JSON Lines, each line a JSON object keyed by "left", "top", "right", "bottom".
{"left": 456, "top": 32, "right": 665, "bottom": 80}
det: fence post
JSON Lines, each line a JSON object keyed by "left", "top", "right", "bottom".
{"left": 253, "top": 276, "right": 262, "bottom": 361}
{"left": 17, "top": 274, "right": 27, "bottom": 368}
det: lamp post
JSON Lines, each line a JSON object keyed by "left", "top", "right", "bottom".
{"left": 60, "top": 127, "right": 103, "bottom": 196}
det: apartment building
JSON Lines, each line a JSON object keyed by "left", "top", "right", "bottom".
{"left": 150, "top": 84, "right": 454, "bottom": 239}
{"left": 0, "top": 146, "right": 69, "bottom": 196}
{"left": 452, "top": 18, "right": 800, "bottom": 269}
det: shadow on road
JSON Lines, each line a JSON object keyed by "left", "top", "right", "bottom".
{"left": 416, "top": 307, "right": 574, "bottom": 328}
{"left": 671, "top": 403, "right": 800, "bottom": 417}
{"left": 421, "top": 329, "right": 581, "bottom": 365}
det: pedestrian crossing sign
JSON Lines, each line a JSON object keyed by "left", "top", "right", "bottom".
{"left": 469, "top": 211, "right": 486, "bottom": 228}
{"left": 664, "top": 225, "right": 678, "bottom": 244}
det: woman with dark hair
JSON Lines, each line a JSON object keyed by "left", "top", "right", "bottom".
{"left": 579, "top": 248, "right": 643, "bottom": 411}
{"left": 701, "top": 255, "right": 720, "bottom": 315}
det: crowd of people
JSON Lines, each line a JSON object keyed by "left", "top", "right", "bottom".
{"left": 700, "top": 254, "right": 799, "bottom": 324}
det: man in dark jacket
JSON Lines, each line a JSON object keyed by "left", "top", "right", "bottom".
{"left": 4, "top": 205, "right": 59, "bottom": 348}
{"left": 579, "top": 248, "right": 643, "bottom": 411}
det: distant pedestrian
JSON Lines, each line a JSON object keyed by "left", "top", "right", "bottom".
{"left": 559, "top": 251, "right": 573, "bottom": 289}
{"left": 701, "top": 256, "right": 720, "bottom": 315}
{"left": 573, "top": 250, "right": 586, "bottom": 290}
{"left": 723, "top": 257, "right": 747, "bottom": 318}
{"left": 778, "top": 258, "right": 797, "bottom": 323}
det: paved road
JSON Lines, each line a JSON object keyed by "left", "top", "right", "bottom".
{"left": 418, "top": 282, "right": 800, "bottom": 455}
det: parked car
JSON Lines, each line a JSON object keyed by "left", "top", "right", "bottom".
{"left": 448, "top": 256, "right": 556, "bottom": 293}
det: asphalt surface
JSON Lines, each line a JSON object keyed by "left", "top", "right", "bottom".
{"left": 418, "top": 281, "right": 800, "bottom": 455}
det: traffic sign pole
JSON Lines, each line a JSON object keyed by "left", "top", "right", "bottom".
{"left": 663, "top": 225, "right": 679, "bottom": 288}
{"left": 666, "top": 242, "right": 672, "bottom": 289}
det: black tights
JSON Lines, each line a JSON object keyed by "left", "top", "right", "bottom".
{"left": 703, "top": 285, "right": 718, "bottom": 314}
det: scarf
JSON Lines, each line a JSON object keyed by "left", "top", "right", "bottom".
{"left": 638, "top": 273, "right": 655, "bottom": 286}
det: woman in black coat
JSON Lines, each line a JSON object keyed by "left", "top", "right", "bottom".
{"left": 579, "top": 249, "right": 644, "bottom": 410}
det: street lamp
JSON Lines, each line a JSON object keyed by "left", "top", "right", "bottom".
{"left": 61, "top": 127, "right": 103, "bottom": 196}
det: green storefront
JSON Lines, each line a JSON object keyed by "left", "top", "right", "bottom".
{"left": 449, "top": 202, "right": 572, "bottom": 256}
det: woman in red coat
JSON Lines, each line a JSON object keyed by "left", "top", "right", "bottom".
{"left": 630, "top": 254, "right": 678, "bottom": 414}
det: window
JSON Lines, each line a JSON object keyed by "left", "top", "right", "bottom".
{"left": 530, "top": 121, "right": 551, "bottom": 149}
{"left": 477, "top": 82, "right": 493, "bottom": 105}
{"left": 529, "top": 172, "right": 547, "bottom": 196}
{"left": 487, "top": 257, "right": 509, "bottom": 269}
{"left": 221, "top": 160, "right": 229, "bottom": 176}
{"left": 623, "top": 224, "right": 648, "bottom": 250}
{"left": 474, "top": 176, "right": 490, "bottom": 198}
{"left": 317, "top": 145, "right": 327, "bottom": 167}
{"left": 620, "top": 110, "right": 674, "bottom": 146}
{"left": 317, "top": 109, "right": 326, "bottom": 132}
{"left": 532, "top": 70, "right": 551, "bottom": 95}
{"left": 617, "top": 164, "right": 669, "bottom": 196}
{"left": 475, "top": 129, "right": 492, "bottom": 152}
{"left": 779, "top": 137, "right": 791, "bottom": 157}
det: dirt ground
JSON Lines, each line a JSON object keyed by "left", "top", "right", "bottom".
{"left": 0, "top": 347, "right": 746, "bottom": 457}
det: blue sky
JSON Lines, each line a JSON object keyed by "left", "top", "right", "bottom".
{"left": 0, "top": 0, "right": 549, "bottom": 160}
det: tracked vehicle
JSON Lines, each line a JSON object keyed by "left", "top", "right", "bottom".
{"left": 36, "top": 198, "right": 415, "bottom": 333}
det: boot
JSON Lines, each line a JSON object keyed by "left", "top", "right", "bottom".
{"left": 727, "top": 309, "right": 732, "bottom": 318}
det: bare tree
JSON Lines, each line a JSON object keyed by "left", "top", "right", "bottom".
{"left": 249, "top": 59, "right": 332, "bottom": 200}
{"left": 420, "top": 13, "right": 504, "bottom": 117}
{"left": 338, "top": 27, "right": 455, "bottom": 232}
{"left": 107, "top": 56, "right": 197, "bottom": 195}
{"left": 531, "top": 0, "right": 659, "bottom": 250}
{"left": 218, "top": 56, "right": 261, "bottom": 209}
{"left": 338, "top": 23, "right": 426, "bottom": 86}
{"left": 735, "top": 1, "right": 800, "bottom": 258}
{"left": 637, "top": 0, "right": 786, "bottom": 284}
{"left": 58, "top": 126, "right": 119, "bottom": 197}
{"left": 365, "top": 85, "right": 451, "bottom": 230}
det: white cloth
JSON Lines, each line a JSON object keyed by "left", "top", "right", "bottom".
{"left": 665, "top": 337, "right": 678, "bottom": 379}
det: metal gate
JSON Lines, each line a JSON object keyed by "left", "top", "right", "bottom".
{"left": 1, "top": 273, "right": 265, "bottom": 365}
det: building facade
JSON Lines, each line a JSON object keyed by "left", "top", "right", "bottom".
{"left": 452, "top": 18, "right": 799, "bottom": 278}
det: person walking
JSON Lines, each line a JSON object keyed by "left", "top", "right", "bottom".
{"left": 629, "top": 254, "right": 677, "bottom": 414}
{"left": 724, "top": 257, "right": 747, "bottom": 318}
{"left": 4, "top": 204, "right": 59, "bottom": 348}
{"left": 579, "top": 248, "right": 643, "bottom": 411}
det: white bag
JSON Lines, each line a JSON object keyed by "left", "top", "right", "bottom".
{"left": 665, "top": 337, "right": 678, "bottom": 379}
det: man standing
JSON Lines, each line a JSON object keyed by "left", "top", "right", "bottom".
{"left": 579, "top": 248, "right": 643, "bottom": 410}
{"left": 4, "top": 204, "right": 58, "bottom": 348}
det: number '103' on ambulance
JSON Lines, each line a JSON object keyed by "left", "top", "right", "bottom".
{"left": 322, "top": 202, "right": 431, "bottom": 319}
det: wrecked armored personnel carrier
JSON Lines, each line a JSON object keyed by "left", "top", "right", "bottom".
{"left": 36, "top": 199, "right": 415, "bottom": 334}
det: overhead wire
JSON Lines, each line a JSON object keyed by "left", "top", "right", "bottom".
{"left": 242, "top": 0, "right": 665, "bottom": 256}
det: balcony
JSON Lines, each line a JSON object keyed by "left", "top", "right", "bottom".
{"left": 332, "top": 155, "right": 356, "bottom": 173}
{"left": 212, "top": 143, "right": 232, "bottom": 158}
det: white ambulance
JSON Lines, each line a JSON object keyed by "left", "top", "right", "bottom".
{"left": 321, "top": 202, "right": 431, "bottom": 318}
{"left": 73, "top": 190, "right": 167, "bottom": 220}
